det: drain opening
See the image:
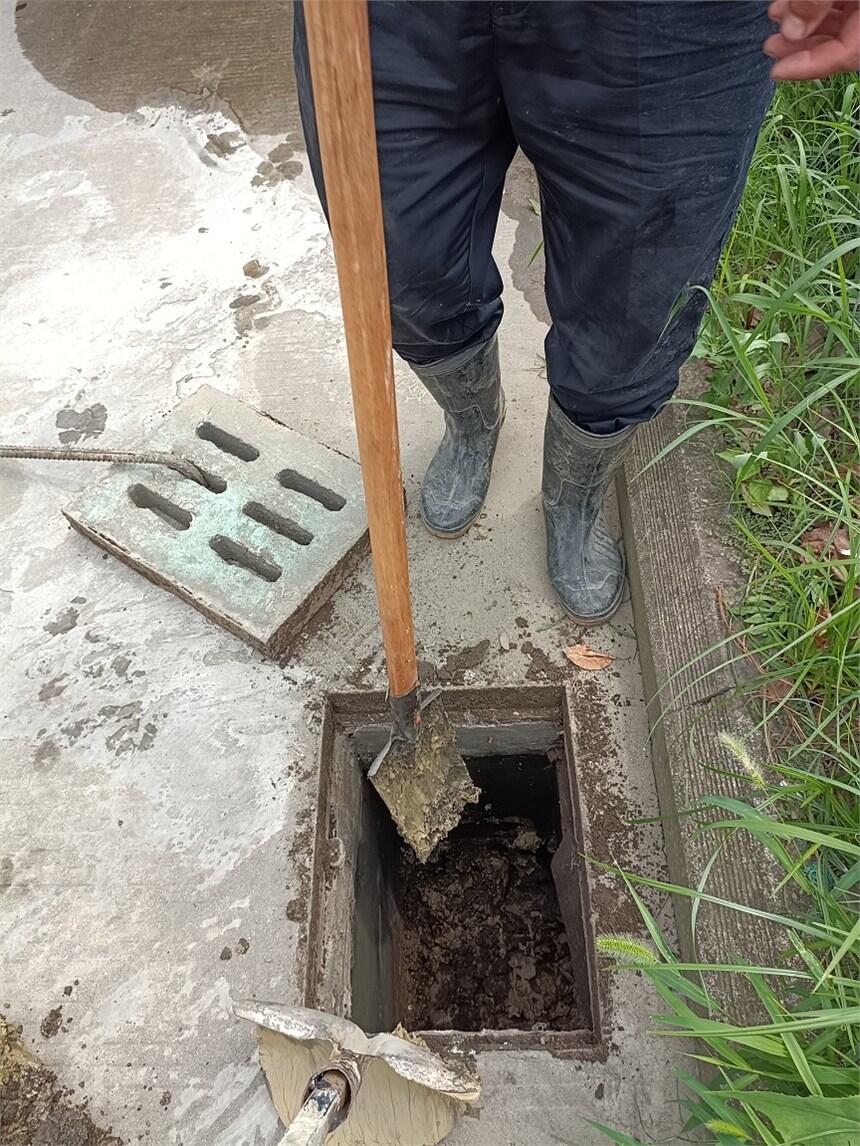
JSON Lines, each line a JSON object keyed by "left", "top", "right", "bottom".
{"left": 195, "top": 468, "right": 227, "bottom": 493}
{"left": 243, "top": 501, "right": 313, "bottom": 546}
{"left": 352, "top": 753, "right": 587, "bottom": 1034}
{"left": 277, "top": 468, "right": 346, "bottom": 511}
{"left": 209, "top": 534, "right": 281, "bottom": 582}
{"left": 128, "top": 484, "right": 192, "bottom": 531}
{"left": 196, "top": 421, "right": 260, "bottom": 462}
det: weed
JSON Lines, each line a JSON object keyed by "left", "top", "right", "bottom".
{"left": 595, "top": 76, "right": 860, "bottom": 1146}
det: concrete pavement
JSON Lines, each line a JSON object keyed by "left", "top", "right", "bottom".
{"left": 1, "top": 4, "right": 683, "bottom": 1143}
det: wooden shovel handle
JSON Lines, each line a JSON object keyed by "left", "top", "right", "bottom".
{"left": 304, "top": 0, "right": 418, "bottom": 700}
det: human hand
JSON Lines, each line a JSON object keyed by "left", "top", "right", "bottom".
{"left": 764, "top": 0, "right": 860, "bottom": 78}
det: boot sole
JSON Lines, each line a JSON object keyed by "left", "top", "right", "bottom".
{"left": 554, "top": 572, "right": 626, "bottom": 627}
{"left": 558, "top": 597, "right": 624, "bottom": 627}
{"left": 420, "top": 407, "right": 506, "bottom": 540}
{"left": 420, "top": 511, "right": 483, "bottom": 541}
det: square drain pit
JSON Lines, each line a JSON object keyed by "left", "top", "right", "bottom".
{"left": 64, "top": 385, "right": 368, "bottom": 659}
{"left": 305, "top": 686, "right": 605, "bottom": 1056}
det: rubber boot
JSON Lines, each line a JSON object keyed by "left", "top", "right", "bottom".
{"left": 542, "top": 397, "right": 636, "bottom": 625}
{"left": 411, "top": 336, "right": 505, "bottom": 538}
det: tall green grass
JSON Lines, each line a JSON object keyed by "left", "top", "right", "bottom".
{"left": 595, "top": 77, "right": 860, "bottom": 1146}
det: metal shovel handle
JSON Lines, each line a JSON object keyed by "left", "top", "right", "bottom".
{"left": 279, "top": 1077, "right": 345, "bottom": 1146}
{"left": 279, "top": 1059, "right": 359, "bottom": 1146}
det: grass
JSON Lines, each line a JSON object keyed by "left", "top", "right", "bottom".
{"left": 589, "top": 76, "right": 860, "bottom": 1146}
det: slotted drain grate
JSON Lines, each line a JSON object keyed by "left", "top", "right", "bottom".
{"left": 64, "top": 385, "right": 368, "bottom": 659}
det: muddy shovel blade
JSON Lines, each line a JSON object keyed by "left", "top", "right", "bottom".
{"left": 367, "top": 691, "right": 479, "bottom": 862}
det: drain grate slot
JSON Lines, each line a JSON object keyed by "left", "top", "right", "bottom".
{"left": 196, "top": 468, "right": 227, "bottom": 493}
{"left": 278, "top": 468, "right": 346, "bottom": 511}
{"left": 209, "top": 534, "right": 281, "bottom": 582}
{"left": 243, "top": 501, "right": 313, "bottom": 546}
{"left": 128, "top": 484, "right": 192, "bottom": 531}
{"left": 196, "top": 422, "right": 260, "bottom": 462}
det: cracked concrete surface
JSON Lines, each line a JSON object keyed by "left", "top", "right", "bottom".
{"left": 1, "top": 3, "right": 685, "bottom": 1143}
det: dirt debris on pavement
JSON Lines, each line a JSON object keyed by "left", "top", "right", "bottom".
{"left": 0, "top": 1017, "right": 122, "bottom": 1146}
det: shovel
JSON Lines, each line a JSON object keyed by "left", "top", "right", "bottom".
{"left": 235, "top": 1003, "right": 480, "bottom": 1145}
{"left": 304, "top": 0, "right": 479, "bottom": 861}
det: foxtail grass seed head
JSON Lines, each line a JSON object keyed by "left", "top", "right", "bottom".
{"left": 705, "top": 1120, "right": 751, "bottom": 1140}
{"left": 719, "top": 731, "right": 766, "bottom": 789}
{"left": 595, "top": 934, "right": 660, "bottom": 967}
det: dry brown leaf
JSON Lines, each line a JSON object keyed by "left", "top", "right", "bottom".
{"left": 800, "top": 524, "right": 851, "bottom": 560}
{"left": 744, "top": 307, "right": 763, "bottom": 330}
{"left": 763, "top": 678, "right": 793, "bottom": 703}
{"left": 564, "top": 643, "right": 614, "bottom": 671}
{"left": 800, "top": 524, "right": 853, "bottom": 587}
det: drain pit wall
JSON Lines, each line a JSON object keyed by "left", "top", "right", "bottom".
{"left": 305, "top": 687, "right": 606, "bottom": 1057}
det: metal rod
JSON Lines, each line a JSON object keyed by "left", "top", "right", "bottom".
{"left": 0, "top": 445, "right": 210, "bottom": 488}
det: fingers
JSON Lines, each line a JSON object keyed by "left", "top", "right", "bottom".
{"left": 764, "top": 13, "right": 846, "bottom": 57}
{"left": 765, "top": 2, "right": 859, "bottom": 79}
{"left": 765, "top": 31, "right": 829, "bottom": 58}
{"left": 769, "top": 11, "right": 859, "bottom": 76}
{"left": 770, "top": 0, "right": 837, "bottom": 40}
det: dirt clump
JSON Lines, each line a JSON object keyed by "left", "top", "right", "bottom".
{"left": 0, "top": 1018, "right": 122, "bottom": 1144}
{"left": 394, "top": 807, "right": 585, "bottom": 1032}
{"left": 436, "top": 639, "right": 491, "bottom": 682}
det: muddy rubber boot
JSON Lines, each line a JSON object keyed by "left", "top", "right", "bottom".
{"left": 412, "top": 336, "right": 505, "bottom": 538}
{"left": 542, "top": 397, "right": 636, "bottom": 625}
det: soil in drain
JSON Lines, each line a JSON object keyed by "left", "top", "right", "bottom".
{"left": 390, "top": 754, "right": 586, "bottom": 1032}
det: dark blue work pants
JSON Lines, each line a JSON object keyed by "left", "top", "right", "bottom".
{"left": 294, "top": 2, "right": 773, "bottom": 434}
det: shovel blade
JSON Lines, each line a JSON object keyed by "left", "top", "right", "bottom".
{"left": 367, "top": 692, "right": 479, "bottom": 862}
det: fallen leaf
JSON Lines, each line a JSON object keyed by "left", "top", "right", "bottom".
{"left": 801, "top": 524, "right": 851, "bottom": 559}
{"left": 564, "top": 643, "right": 614, "bottom": 671}
{"left": 800, "top": 524, "right": 853, "bottom": 584}
{"left": 744, "top": 306, "right": 763, "bottom": 330}
{"left": 763, "top": 678, "right": 793, "bottom": 703}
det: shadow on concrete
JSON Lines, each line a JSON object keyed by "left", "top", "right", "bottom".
{"left": 15, "top": 0, "right": 299, "bottom": 138}
{"left": 501, "top": 152, "right": 550, "bottom": 328}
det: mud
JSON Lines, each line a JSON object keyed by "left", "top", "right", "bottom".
{"left": 54, "top": 403, "right": 108, "bottom": 445}
{"left": 520, "top": 640, "right": 563, "bottom": 682}
{"left": 392, "top": 756, "right": 585, "bottom": 1032}
{"left": 43, "top": 607, "right": 79, "bottom": 636}
{"left": 0, "top": 1018, "right": 121, "bottom": 1145}
{"left": 39, "top": 1007, "right": 63, "bottom": 1039}
{"left": 252, "top": 143, "right": 302, "bottom": 186}
{"left": 436, "top": 639, "right": 490, "bottom": 682}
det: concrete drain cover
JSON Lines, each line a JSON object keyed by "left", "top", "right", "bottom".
{"left": 64, "top": 385, "right": 368, "bottom": 659}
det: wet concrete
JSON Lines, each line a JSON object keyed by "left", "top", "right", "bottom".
{"left": 15, "top": 0, "right": 301, "bottom": 140}
{"left": 1, "top": 2, "right": 683, "bottom": 1143}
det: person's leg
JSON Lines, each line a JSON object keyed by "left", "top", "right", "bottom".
{"left": 497, "top": 0, "right": 774, "bottom": 620}
{"left": 293, "top": 2, "right": 516, "bottom": 536}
